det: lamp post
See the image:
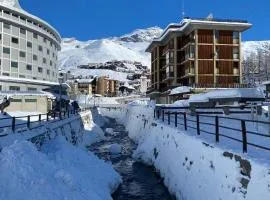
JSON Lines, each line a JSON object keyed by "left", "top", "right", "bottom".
{"left": 59, "top": 76, "right": 64, "bottom": 117}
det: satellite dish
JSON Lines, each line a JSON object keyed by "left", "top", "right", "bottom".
{"left": 206, "top": 13, "right": 214, "bottom": 20}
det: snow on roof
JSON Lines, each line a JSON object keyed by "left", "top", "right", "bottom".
{"left": 0, "top": 91, "right": 55, "bottom": 98}
{"left": 0, "top": 76, "right": 59, "bottom": 86}
{"left": 189, "top": 88, "right": 265, "bottom": 103}
{"left": 75, "top": 79, "right": 94, "bottom": 84}
{"left": 169, "top": 86, "right": 191, "bottom": 96}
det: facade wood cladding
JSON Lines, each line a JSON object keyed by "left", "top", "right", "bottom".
{"left": 217, "top": 45, "right": 233, "bottom": 59}
{"left": 198, "top": 45, "right": 214, "bottom": 59}
{"left": 198, "top": 76, "right": 214, "bottom": 84}
{"left": 217, "top": 76, "right": 234, "bottom": 84}
{"left": 217, "top": 61, "right": 234, "bottom": 74}
{"left": 198, "top": 60, "right": 214, "bottom": 74}
{"left": 218, "top": 31, "right": 233, "bottom": 44}
{"left": 198, "top": 30, "right": 213, "bottom": 43}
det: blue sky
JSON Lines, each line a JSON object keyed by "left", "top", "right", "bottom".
{"left": 20, "top": 0, "right": 270, "bottom": 41}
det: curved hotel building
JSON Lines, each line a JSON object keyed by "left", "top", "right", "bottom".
{"left": 0, "top": 0, "right": 61, "bottom": 92}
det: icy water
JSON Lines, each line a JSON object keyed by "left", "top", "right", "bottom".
{"left": 88, "top": 118, "right": 175, "bottom": 200}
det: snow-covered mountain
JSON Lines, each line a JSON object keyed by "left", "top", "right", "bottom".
{"left": 59, "top": 27, "right": 163, "bottom": 71}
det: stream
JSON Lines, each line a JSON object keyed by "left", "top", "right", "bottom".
{"left": 88, "top": 117, "right": 175, "bottom": 200}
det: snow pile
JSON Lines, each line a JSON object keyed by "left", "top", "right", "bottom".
{"left": 109, "top": 144, "right": 122, "bottom": 155}
{"left": 100, "top": 105, "right": 270, "bottom": 200}
{"left": 189, "top": 88, "right": 265, "bottom": 103}
{"left": 0, "top": 136, "right": 121, "bottom": 200}
{"left": 105, "top": 128, "right": 115, "bottom": 136}
{"left": 169, "top": 86, "right": 191, "bottom": 96}
{"left": 128, "top": 99, "right": 149, "bottom": 106}
{"left": 172, "top": 99, "right": 189, "bottom": 107}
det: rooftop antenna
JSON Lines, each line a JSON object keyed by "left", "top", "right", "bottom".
{"left": 181, "top": 0, "right": 185, "bottom": 19}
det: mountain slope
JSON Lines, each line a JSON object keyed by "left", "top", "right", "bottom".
{"left": 59, "top": 27, "right": 163, "bottom": 71}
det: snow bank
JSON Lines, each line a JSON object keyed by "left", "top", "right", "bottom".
{"left": 101, "top": 105, "right": 270, "bottom": 200}
{"left": 169, "top": 86, "right": 191, "bottom": 96}
{"left": 189, "top": 88, "right": 265, "bottom": 103}
{"left": 0, "top": 136, "right": 121, "bottom": 200}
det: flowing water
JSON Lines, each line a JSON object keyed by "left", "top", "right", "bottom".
{"left": 88, "top": 118, "right": 175, "bottom": 200}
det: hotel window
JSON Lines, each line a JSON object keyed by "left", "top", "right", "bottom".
{"left": 11, "top": 61, "right": 18, "bottom": 68}
{"left": 38, "top": 67, "right": 43, "bottom": 73}
{"left": 33, "top": 54, "right": 38, "bottom": 61}
{"left": 19, "top": 75, "right": 25, "bottom": 78}
{"left": 9, "top": 86, "right": 20, "bottom": 91}
{"left": 33, "top": 33, "right": 38, "bottom": 39}
{"left": 3, "top": 47, "right": 10, "bottom": 54}
{"left": 20, "top": 28, "right": 26, "bottom": 34}
{"left": 47, "top": 49, "right": 50, "bottom": 55}
{"left": 47, "top": 69, "right": 50, "bottom": 75}
{"left": 26, "top": 64, "right": 32, "bottom": 70}
{"left": 3, "top": 73, "right": 9, "bottom": 76}
{"left": 11, "top": 37, "right": 19, "bottom": 44}
{"left": 27, "top": 87, "right": 37, "bottom": 91}
{"left": 20, "top": 17, "right": 26, "bottom": 21}
{"left": 4, "top": 23, "right": 10, "bottom": 29}
{"left": 38, "top": 45, "right": 43, "bottom": 52}
{"left": 25, "top": 99, "right": 37, "bottom": 103}
{"left": 43, "top": 58, "right": 46, "bottom": 64}
{"left": 19, "top": 51, "right": 26, "bottom": 58}
{"left": 233, "top": 47, "right": 239, "bottom": 59}
{"left": 27, "top": 41, "right": 32, "bottom": 48}
{"left": 50, "top": 60, "right": 52, "bottom": 66}
{"left": 43, "top": 38, "right": 47, "bottom": 43}
{"left": 233, "top": 32, "right": 239, "bottom": 44}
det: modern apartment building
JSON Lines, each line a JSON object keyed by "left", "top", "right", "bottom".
{"left": 0, "top": 0, "right": 61, "bottom": 92}
{"left": 146, "top": 17, "right": 251, "bottom": 96}
{"left": 97, "top": 76, "right": 119, "bottom": 97}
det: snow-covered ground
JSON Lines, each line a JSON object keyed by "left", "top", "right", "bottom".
{"left": 0, "top": 110, "right": 122, "bottom": 200}
{"left": 98, "top": 104, "right": 270, "bottom": 200}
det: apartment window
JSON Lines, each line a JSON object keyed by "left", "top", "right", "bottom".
{"left": 50, "top": 60, "right": 52, "bottom": 66}
{"left": 11, "top": 61, "right": 18, "bottom": 68}
{"left": 11, "top": 37, "right": 19, "bottom": 44}
{"left": 233, "top": 32, "right": 239, "bottom": 44}
{"left": 26, "top": 64, "right": 32, "bottom": 70}
{"left": 3, "top": 47, "right": 10, "bottom": 54}
{"left": 43, "top": 58, "right": 46, "bottom": 64}
{"left": 50, "top": 41, "right": 53, "bottom": 47}
{"left": 20, "top": 17, "right": 26, "bottom": 21}
{"left": 47, "top": 49, "right": 50, "bottom": 55}
{"left": 27, "top": 87, "right": 37, "bottom": 92}
{"left": 38, "top": 45, "right": 43, "bottom": 52}
{"left": 43, "top": 38, "right": 47, "bottom": 43}
{"left": 33, "top": 77, "right": 37, "bottom": 80}
{"left": 0, "top": 34, "right": 2, "bottom": 40}
{"left": 38, "top": 67, "right": 43, "bottom": 73}
{"left": 52, "top": 52, "right": 55, "bottom": 58}
{"left": 33, "top": 33, "right": 38, "bottom": 39}
{"left": 9, "top": 86, "right": 20, "bottom": 91}
{"left": 47, "top": 69, "right": 50, "bottom": 75}
{"left": 19, "top": 75, "right": 25, "bottom": 78}
{"left": 25, "top": 99, "right": 37, "bottom": 103}
{"left": 4, "top": 11, "right": 10, "bottom": 15}
{"left": 2, "top": 73, "right": 9, "bottom": 76}
{"left": 11, "top": 99, "right": 22, "bottom": 103}
{"left": 20, "top": 28, "right": 26, "bottom": 34}
{"left": 3, "top": 23, "right": 10, "bottom": 29}
{"left": 33, "top": 54, "right": 38, "bottom": 61}
{"left": 27, "top": 41, "right": 32, "bottom": 48}
{"left": 20, "top": 51, "right": 26, "bottom": 58}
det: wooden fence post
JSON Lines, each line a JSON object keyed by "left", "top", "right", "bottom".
{"left": 241, "top": 120, "right": 247, "bottom": 153}
{"left": 184, "top": 112, "right": 187, "bottom": 130}
{"left": 175, "top": 112, "right": 178, "bottom": 127}
{"left": 27, "top": 115, "right": 30, "bottom": 128}
{"left": 196, "top": 114, "right": 200, "bottom": 135}
{"left": 168, "top": 112, "right": 171, "bottom": 125}
{"left": 215, "top": 116, "right": 219, "bottom": 142}
{"left": 12, "top": 117, "right": 16, "bottom": 132}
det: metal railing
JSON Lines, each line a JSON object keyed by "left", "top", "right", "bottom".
{"left": 0, "top": 109, "right": 82, "bottom": 137}
{"left": 154, "top": 106, "right": 270, "bottom": 153}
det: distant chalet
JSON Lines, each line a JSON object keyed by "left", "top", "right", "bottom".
{"left": 146, "top": 17, "right": 252, "bottom": 95}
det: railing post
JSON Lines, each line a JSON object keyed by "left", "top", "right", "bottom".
{"left": 59, "top": 111, "right": 62, "bottom": 120}
{"left": 162, "top": 110, "right": 165, "bottom": 122}
{"left": 157, "top": 109, "right": 160, "bottom": 119}
{"left": 154, "top": 109, "right": 156, "bottom": 119}
{"left": 12, "top": 117, "right": 16, "bottom": 132}
{"left": 168, "top": 112, "right": 171, "bottom": 125}
{"left": 184, "top": 112, "right": 187, "bottom": 130}
{"left": 68, "top": 110, "right": 70, "bottom": 118}
{"left": 39, "top": 114, "right": 41, "bottom": 122}
{"left": 47, "top": 113, "right": 49, "bottom": 121}
{"left": 175, "top": 112, "right": 177, "bottom": 127}
{"left": 53, "top": 112, "right": 56, "bottom": 120}
{"left": 27, "top": 115, "right": 30, "bottom": 128}
{"left": 196, "top": 114, "right": 200, "bottom": 135}
{"left": 215, "top": 116, "right": 219, "bottom": 142}
{"left": 241, "top": 120, "right": 247, "bottom": 153}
